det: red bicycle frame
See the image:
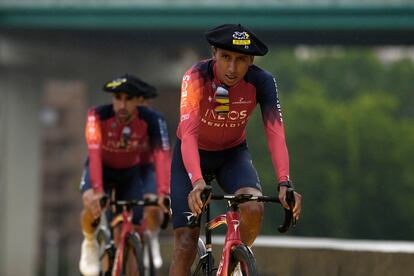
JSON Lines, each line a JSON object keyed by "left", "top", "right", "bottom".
{"left": 190, "top": 186, "right": 295, "bottom": 276}
{"left": 208, "top": 210, "right": 247, "bottom": 275}
{"left": 112, "top": 207, "right": 135, "bottom": 276}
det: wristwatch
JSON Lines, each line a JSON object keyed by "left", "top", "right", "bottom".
{"left": 277, "top": 181, "right": 293, "bottom": 192}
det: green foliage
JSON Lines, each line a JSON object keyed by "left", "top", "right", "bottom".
{"left": 248, "top": 47, "right": 414, "bottom": 240}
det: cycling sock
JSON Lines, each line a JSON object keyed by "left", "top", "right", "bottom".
{"left": 83, "top": 230, "right": 95, "bottom": 241}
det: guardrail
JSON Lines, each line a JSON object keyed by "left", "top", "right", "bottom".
{"left": 159, "top": 236, "right": 414, "bottom": 275}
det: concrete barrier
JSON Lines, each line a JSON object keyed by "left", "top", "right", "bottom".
{"left": 158, "top": 236, "right": 414, "bottom": 276}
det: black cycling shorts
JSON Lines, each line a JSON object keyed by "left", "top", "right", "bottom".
{"left": 170, "top": 139, "right": 262, "bottom": 229}
{"left": 80, "top": 160, "right": 153, "bottom": 224}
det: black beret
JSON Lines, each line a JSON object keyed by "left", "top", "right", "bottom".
{"left": 205, "top": 24, "right": 268, "bottom": 56}
{"left": 143, "top": 88, "right": 158, "bottom": 99}
{"left": 102, "top": 74, "right": 156, "bottom": 98}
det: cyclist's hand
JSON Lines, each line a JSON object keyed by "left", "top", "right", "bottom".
{"left": 278, "top": 187, "right": 302, "bottom": 221}
{"left": 82, "top": 189, "right": 105, "bottom": 220}
{"left": 188, "top": 179, "right": 207, "bottom": 215}
{"left": 292, "top": 191, "right": 302, "bottom": 221}
{"left": 158, "top": 195, "right": 171, "bottom": 214}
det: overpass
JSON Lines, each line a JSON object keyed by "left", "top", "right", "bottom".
{"left": 2, "top": 5, "right": 414, "bottom": 45}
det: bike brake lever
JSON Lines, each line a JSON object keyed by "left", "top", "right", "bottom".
{"left": 161, "top": 197, "right": 171, "bottom": 229}
{"left": 91, "top": 195, "right": 109, "bottom": 228}
{"left": 277, "top": 188, "right": 296, "bottom": 233}
{"left": 187, "top": 186, "right": 212, "bottom": 228}
{"left": 100, "top": 195, "right": 109, "bottom": 208}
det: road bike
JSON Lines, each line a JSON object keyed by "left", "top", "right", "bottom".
{"left": 94, "top": 195, "right": 170, "bottom": 276}
{"left": 189, "top": 178, "right": 296, "bottom": 276}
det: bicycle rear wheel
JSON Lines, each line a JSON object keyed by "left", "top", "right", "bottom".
{"left": 121, "top": 233, "right": 145, "bottom": 276}
{"left": 228, "top": 244, "right": 258, "bottom": 276}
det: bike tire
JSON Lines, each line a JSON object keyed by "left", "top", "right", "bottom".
{"left": 96, "top": 226, "right": 112, "bottom": 276}
{"left": 143, "top": 230, "right": 156, "bottom": 276}
{"left": 121, "top": 233, "right": 145, "bottom": 276}
{"left": 191, "top": 238, "right": 208, "bottom": 276}
{"left": 228, "top": 244, "right": 258, "bottom": 276}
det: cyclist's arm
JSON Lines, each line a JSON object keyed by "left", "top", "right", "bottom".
{"left": 177, "top": 71, "right": 204, "bottom": 185}
{"left": 152, "top": 116, "right": 172, "bottom": 196}
{"left": 152, "top": 149, "right": 171, "bottom": 195}
{"left": 257, "top": 74, "right": 290, "bottom": 183}
{"left": 85, "top": 108, "right": 104, "bottom": 193}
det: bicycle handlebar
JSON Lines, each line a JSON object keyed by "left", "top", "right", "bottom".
{"left": 91, "top": 195, "right": 171, "bottom": 229}
{"left": 187, "top": 186, "right": 296, "bottom": 233}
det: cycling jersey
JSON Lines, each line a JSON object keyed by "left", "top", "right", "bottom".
{"left": 177, "top": 59, "right": 290, "bottom": 184}
{"left": 85, "top": 105, "right": 171, "bottom": 195}
{"left": 80, "top": 162, "right": 145, "bottom": 224}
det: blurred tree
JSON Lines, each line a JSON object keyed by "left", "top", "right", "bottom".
{"left": 248, "top": 47, "right": 414, "bottom": 240}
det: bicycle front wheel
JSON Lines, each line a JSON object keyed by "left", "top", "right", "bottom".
{"left": 121, "top": 233, "right": 145, "bottom": 276}
{"left": 228, "top": 244, "right": 258, "bottom": 276}
{"left": 191, "top": 238, "right": 208, "bottom": 276}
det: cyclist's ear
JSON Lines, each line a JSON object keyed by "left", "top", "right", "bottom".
{"left": 212, "top": 46, "right": 218, "bottom": 59}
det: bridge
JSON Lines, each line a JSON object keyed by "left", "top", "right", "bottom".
{"left": 2, "top": 3, "right": 414, "bottom": 44}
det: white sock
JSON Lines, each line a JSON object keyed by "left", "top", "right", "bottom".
{"left": 83, "top": 231, "right": 95, "bottom": 241}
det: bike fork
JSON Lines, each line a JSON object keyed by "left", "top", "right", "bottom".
{"left": 205, "top": 204, "right": 214, "bottom": 275}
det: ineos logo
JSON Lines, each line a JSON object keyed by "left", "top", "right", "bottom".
{"left": 203, "top": 109, "right": 248, "bottom": 121}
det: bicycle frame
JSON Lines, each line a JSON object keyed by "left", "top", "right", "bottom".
{"left": 207, "top": 207, "right": 245, "bottom": 275}
{"left": 191, "top": 187, "right": 295, "bottom": 276}
{"left": 98, "top": 195, "right": 169, "bottom": 276}
{"left": 112, "top": 206, "right": 135, "bottom": 276}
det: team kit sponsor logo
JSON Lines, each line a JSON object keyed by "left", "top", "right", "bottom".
{"left": 273, "top": 77, "right": 284, "bottom": 122}
{"left": 102, "top": 139, "right": 149, "bottom": 153}
{"left": 201, "top": 108, "right": 248, "bottom": 128}
{"left": 158, "top": 118, "right": 171, "bottom": 150}
{"left": 180, "top": 74, "right": 191, "bottom": 122}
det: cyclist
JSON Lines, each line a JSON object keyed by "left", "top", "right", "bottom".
{"left": 169, "top": 24, "right": 302, "bottom": 275}
{"left": 139, "top": 87, "right": 169, "bottom": 269}
{"left": 79, "top": 74, "right": 171, "bottom": 276}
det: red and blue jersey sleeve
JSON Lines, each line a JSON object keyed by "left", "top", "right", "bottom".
{"left": 85, "top": 108, "right": 104, "bottom": 193}
{"left": 255, "top": 70, "right": 290, "bottom": 183}
{"left": 176, "top": 66, "right": 205, "bottom": 185}
{"left": 138, "top": 107, "right": 172, "bottom": 195}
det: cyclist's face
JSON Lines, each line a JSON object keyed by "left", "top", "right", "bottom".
{"left": 213, "top": 47, "right": 254, "bottom": 87}
{"left": 112, "top": 93, "right": 141, "bottom": 123}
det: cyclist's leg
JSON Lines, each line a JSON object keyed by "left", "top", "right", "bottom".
{"left": 141, "top": 163, "right": 164, "bottom": 269}
{"left": 80, "top": 161, "right": 98, "bottom": 237}
{"left": 79, "top": 160, "right": 105, "bottom": 275}
{"left": 169, "top": 140, "right": 203, "bottom": 276}
{"left": 217, "top": 145, "right": 264, "bottom": 246}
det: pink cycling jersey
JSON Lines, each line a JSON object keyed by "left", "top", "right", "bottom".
{"left": 177, "top": 59, "right": 290, "bottom": 185}
{"left": 85, "top": 105, "right": 171, "bottom": 195}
